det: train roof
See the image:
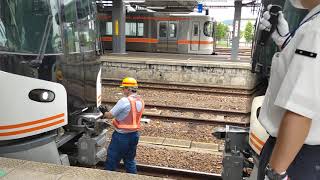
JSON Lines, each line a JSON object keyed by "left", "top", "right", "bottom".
{"left": 98, "top": 10, "right": 215, "bottom": 21}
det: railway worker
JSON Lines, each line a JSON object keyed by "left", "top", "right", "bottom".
{"left": 257, "top": 0, "right": 320, "bottom": 179}
{"left": 100, "top": 77, "right": 145, "bottom": 174}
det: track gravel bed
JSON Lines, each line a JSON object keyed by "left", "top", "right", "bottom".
{"left": 140, "top": 119, "right": 225, "bottom": 144}
{"left": 136, "top": 146, "right": 223, "bottom": 174}
{"left": 102, "top": 87, "right": 252, "bottom": 112}
{"left": 143, "top": 107, "right": 249, "bottom": 124}
{"left": 102, "top": 80, "right": 251, "bottom": 175}
{"left": 103, "top": 102, "right": 249, "bottom": 124}
{"left": 102, "top": 80, "right": 254, "bottom": 95}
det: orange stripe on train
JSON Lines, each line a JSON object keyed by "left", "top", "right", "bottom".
{"left": 0, "top": 113, "right": 64, "bottom": 130}
{"left": 101, "top": 37, "right": 213, "bottom": 45}
{"left": 249, "top": 136, "right": 262, "bottom": 152}
{"left": 0, "top": 119, "right": 65, "bottom": 136}
{"left": 97, "top": 15, "right": 191, "bottom": 21}
{"left": 177, "top": 40, "right": 214, "bottom": 45}
{"left": 250, "top": 132, "right": 265, "bottom": 146}
{"left": 126, "top": 38, "right": 159, "bottom": 43}
{"left": 100, "top": 37, "right": 158, "bottom": 43}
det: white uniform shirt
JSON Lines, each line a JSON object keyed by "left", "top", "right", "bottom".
{"left": 258, "top": 4, "right": 320, "bottom": 145}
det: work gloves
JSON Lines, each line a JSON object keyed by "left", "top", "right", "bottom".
{"left": 99, "top": 105, "right": 109, "bottom": 114}
{"left": 259, "top": 5, "right": 290, "bottom": 47}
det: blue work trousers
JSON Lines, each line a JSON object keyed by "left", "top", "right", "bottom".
{"left": 105, "top": 131, "right": 139, "bottom": 174}
{"left": 258, "top": 136, "right": 320, "bottom": 180}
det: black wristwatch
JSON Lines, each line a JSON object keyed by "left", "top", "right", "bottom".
{"left": 265, "top": 164, "right": 288, "bottom": 180}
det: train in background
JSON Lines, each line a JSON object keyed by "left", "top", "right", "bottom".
{"left": 97, "top": 10, "right": 216, "bottom": 55}
{"left": 0, "top": 0, "right": 107, "bottom": 166}
{"left": 215, "top": 0, "right": 310, "bottom": 179}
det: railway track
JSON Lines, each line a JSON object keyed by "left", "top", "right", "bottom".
{"left": 94, "top": 162, "right": 222, "bottom": 180}
{"left": 102, "top": 78, "right": 254, "bottom": 125}
{"left": 102, "top": 79, "right": 255, "bottom": 96}
{"left": 100, "top": 77, "right": 254, "bottom": 175}
{"left": 103, "top": 101, "right": 250, "bottom": 126}
{"left": 215, "top": 48, "right": 252, "bottom": 56}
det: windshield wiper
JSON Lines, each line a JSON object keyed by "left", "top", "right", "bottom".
{"left": 28, "top": 15, "right": 53, "bottom": 68}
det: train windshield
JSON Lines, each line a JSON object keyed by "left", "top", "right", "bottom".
{"left": 0, "top": 0, "right": 62, "bottom": 54}
{"left": 204, "top": 21, "right": 214, "bottom": 37}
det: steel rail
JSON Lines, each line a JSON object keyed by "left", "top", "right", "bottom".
{"left": 103, "top": 100, "right": 249, "bottom": 114}
{"left": 95, "top": 162, "right": 223, "bottom": 180}
{"left": 103, "top": 101, "right": 250, "bottom": 126}
{"left": 102, "top": 79, "right": 255, "bottom": 96}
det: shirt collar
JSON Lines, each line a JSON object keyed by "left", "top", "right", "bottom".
{"left": 301, "top": 4, "right": 320, "bottom": 23}
{"left": 129, "top": 93, "right": 137, "bottom": 97}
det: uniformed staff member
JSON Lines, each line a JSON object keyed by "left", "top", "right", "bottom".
{"left": 258, "top": 0, "right": 320, "bottom": 179}
{"left": 100, "top": 77, "right": 144, "bottom": 174}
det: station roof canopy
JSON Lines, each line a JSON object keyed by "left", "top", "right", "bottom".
{"left": 127, "top": 0, "right": 198, "bottom": 12}
{"left": 98, "top": 0, "right": 259, "bottom": 12}
{"left": 139, "top": 0, "right": 260, "bottom": 10}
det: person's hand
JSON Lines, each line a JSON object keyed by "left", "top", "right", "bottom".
{"left": 259, "top": 5, "right": 290, "bottom": 47}
{"left": 99, "top": 105, "right": 109, "bottom": 114}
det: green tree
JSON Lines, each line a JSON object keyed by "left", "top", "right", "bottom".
{"left": 240, "top": 31, "right": 244, "bottom": 38}
{"left": 215, "top": 22, "right": 229, "bottom": 41}
{"left": 244, "top": 21, "right": 254, "bottom": 43}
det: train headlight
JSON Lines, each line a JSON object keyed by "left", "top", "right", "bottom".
{"left": 29, "top": 89, "right": 55, "bottom": 102}
{"left": 42, "top": 92, "right": 49, "bottom": 100}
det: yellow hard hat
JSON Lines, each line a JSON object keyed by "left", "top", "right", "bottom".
{"left": 120, "top": 77, "right": 138, "bottom": 88}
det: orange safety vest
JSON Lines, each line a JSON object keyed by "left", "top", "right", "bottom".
{"left": 112, "top": 95, "right": 145, "bottom": 131}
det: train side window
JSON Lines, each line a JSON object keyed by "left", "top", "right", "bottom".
{"left": 0, "top": 19, "right": 7, "bottom": 47}
{"left": 63, "top": 0, "right": 80, "bottom": 53}
{"left": 126, "top": 22, "right": 136, "bottom": 36}
{"left": 79, "top": 20, "right": 95, "bottom": 51}
{"left": 32, "top": 0, "right": 50, "bottom": 15}
{"left": 193, "top": 24, "right": 199, "bottom": 36}
{"left": 204, "top": 21, "right": 214, "bottom": 37}
{"left": 64, "top": 0, "right": 77, "bottom": 22}
{"left": 76, "top": 0, "right": 90, "bottom": 20}
{"left": 169, "top": 23, "right": 177, "bottom": 38}
{"left": 106, "top": 22, "right": 112, "bottom": 35}
{"left": 159, "top": 22, "right": 167, "bottom": 38}
{"left": 137, "top": 23, "right": 144, "bottom": 36}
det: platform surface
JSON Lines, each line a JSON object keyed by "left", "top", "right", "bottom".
{"left": 101, "top": 51, "right": 252, "bottom": 69}
{"left": 0, "top": 157, "right": 164, "bottom": 180}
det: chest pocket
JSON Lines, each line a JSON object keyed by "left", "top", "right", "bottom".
{"left": 270, "top": 52, "right": 291, "bottom": 81}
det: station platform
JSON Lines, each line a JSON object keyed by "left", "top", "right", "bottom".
{"left": 101, "top": 51, "right": 257, "bottom": 90}
{"left": 104, "top": 51, "right": 251, "bottom": 63}
{"left": 0, "top": 157, "right": 163, "bottom": 180}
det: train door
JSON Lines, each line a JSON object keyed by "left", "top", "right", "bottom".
{"left": 191, "top": 21, "right": 200, "bottom": 51}
{"left": 157, "top": 21, "right": 178, "bottom": 52}
{"left": 167, "top": 21, "right": 178, "bottom": 53}
{"left": 157, "top": 21, "right": 168, "bottom": 52}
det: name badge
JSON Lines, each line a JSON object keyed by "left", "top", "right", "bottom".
{"left": 295, "top": 49, "right": 317, "bottom": 58}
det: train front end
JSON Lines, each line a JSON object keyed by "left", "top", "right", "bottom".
{"left": 0, "top": 0, "right": 107, "bottom": 166}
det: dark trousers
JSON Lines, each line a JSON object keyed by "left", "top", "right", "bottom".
{"left": 258, "top": 136, "right": 320, "bottom": 180}
{"left": 105, "top": 131, "right": 139, "bottom": 174}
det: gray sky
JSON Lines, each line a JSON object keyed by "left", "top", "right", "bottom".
{"left": 209, "top": 7, "right": 258, "bottom": 21}
{"left": 201, "top": 0, "right": 260, "bottom": 21}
